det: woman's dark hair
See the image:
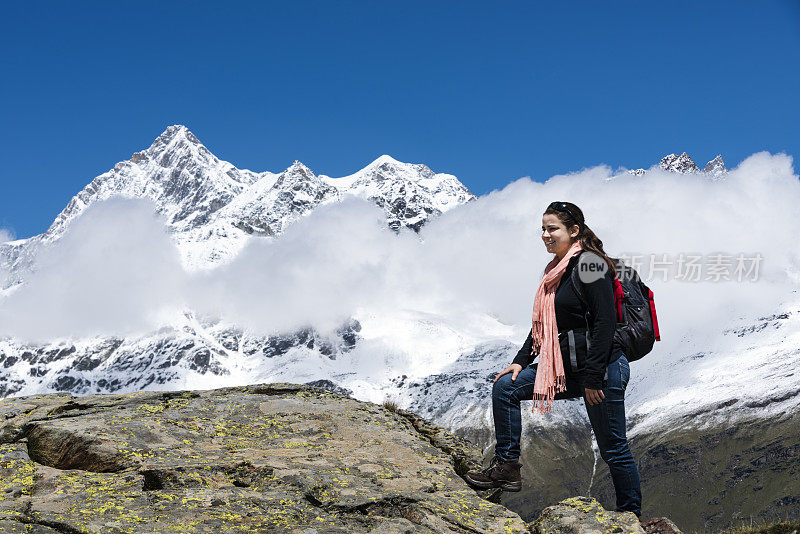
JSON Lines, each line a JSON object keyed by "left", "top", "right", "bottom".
{"left": 544, "top": 201, "right": 616, "bottom": 277}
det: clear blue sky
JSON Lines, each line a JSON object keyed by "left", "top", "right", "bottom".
{"left": 1, "top": 1, "right": 799, "bottom": 239}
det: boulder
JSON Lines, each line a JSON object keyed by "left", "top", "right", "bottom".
{"left": 0, "top": 383, "right": 528, "bottom": 533}
{"left": 641, "top": 517, "right": 683, "bottom": 534}
{"left": 531, "top": 496, "right": 645, "bottom": 534}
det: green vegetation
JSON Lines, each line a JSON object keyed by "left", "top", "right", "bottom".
{"left": 382, "top": 398, "right": 400, "bottom": 413}
{"left": 714, "top": 521, "right": 800, "bottom": 534}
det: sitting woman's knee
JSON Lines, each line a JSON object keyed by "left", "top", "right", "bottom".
{"left": 492, "top": 373, "right": 515, "bottom": 400}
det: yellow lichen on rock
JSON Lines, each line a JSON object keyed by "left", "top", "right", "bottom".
{"left": 532, "top": 496, "right": 645, "bottom": 534}
{"left": 0, "top": 383, "right": 530, "bottom": 533}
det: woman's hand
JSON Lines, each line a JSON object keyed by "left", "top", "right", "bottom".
{"left": 584, "top": 388, "right": 605, "bottom": 405}
{"left": 494, "top": 363, "right": 523, "bottom": 383}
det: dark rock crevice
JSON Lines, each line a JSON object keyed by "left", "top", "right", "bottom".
{"left": 305, "top": 490, "right": 422, "bottom": 516}
{"left": 4, "top": 503, "right": 81, "bottom": 534}
{"left": 11, "top": 516, "right": 83, "bottom": 534}
{"left": 245, "top": 383, "right": 313, "bottom": 396}
{"left": 24, "top": 424, "right": 130, "bottom": 473}
{"left": 139, "top": 462, "right": 275, "bottom": 492}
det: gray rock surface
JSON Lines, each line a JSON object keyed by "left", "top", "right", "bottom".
{"left": 0, "top": 383, "right": 529, "bottom": 533}
{"left": 641, "top": 516, "right": 683, "bottom": 534}
{"left": 531, "top": 496, "right": 645, "bottom": 534}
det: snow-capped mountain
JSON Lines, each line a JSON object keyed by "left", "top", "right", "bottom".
{"left": 0, "top": 312, "right": 364, "bottom": 398}
{"left": 627, "top": 152, "right": 728, "bottom": 178}
{"left": 0, "top": 123, "right": 481, "bottom": 400}
{"left": 703, "top": 154, "right": 727, "bottom": 177}
{"left": 45, "top": 126, "right": 262, "bottom": 242}
{"left": 0, "top": 126, "right": 475, "bottom": 276}
{"left": 659, "top": 152, "right": 701, "bottom": 173}
{"left": 216, "top": 161, "right": 335, "bottom": 237}
{"left": 320, "top": 154, "right": 474, "bottom": 232}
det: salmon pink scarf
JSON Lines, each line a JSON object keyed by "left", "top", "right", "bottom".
{"left": 531, "top": 241, "right": 583, "bottom": 413}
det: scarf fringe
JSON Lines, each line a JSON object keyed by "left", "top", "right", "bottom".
{"left": 532, "top": 375, "right": 566, "bottom": 414}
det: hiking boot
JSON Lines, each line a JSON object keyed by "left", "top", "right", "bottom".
{"left": 463, "top": 456, "right": 522, "bottom": 492}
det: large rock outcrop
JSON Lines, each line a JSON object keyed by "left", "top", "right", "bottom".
{"left": 0, "top": 383, "right": 529, "bottom": 533}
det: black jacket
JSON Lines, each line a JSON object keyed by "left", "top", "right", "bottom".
{"left": 512, "top": 251, "right": 620, "bottom": 389}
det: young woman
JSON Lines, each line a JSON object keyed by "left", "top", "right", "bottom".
{"left": 464, "top": 201, "right": 642, "bottom": 517}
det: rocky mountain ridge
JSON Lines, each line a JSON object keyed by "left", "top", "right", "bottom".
{"left": 627, "top": 152, "right": 728, "bottom": 178}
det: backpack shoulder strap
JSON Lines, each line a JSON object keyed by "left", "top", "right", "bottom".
{"left": 569, "top": 256, "right": 589, "bottom": 310}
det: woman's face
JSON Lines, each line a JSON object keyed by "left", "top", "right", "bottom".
{"left": 541, "top": 213, "right": 579, "bottom": 258}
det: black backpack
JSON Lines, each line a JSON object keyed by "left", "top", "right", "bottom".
{"left": 570, "top": 257, "right": 660, "bottom": 362}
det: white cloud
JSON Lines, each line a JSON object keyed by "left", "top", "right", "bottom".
{"left": 188, "top": 196, "right": 404, "bottom": 335}
{"left": 0, "top": 199, "right": 185, "bottom": 342}
{"left": 0, "top": 152, "right": 798, "bottom": 357}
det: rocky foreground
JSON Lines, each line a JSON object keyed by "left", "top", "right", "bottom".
{"left": 0, "top": 383, "right": 664, "bottom": 533}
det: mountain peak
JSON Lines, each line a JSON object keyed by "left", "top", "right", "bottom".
{"left": 368, "top": 154, "right": 404, "bottom": 167}
{"left": 144, "top": 125, "right": 204, "bottom": 156}
{"left": 285, "top": 160, "right": 315, "bottom": 176}
{"left": 704, "top": 155, "right": 727, "bottom": 176}
{"left": 138, "top": 125, "right": 217, "bottom": 170}
{"left": 156, "top": 124, "right": 198, "bottom": 144}
{"left": 659, "top": 152, "right": 700, "bottom": 174}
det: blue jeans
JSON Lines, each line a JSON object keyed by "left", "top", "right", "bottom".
{"left": 492, "top": 354, "right": 642, "bottom": 516}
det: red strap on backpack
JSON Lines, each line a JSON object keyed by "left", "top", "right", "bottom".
{"left": 648, "top": 289, "right": 661, "bottom": 341}
{"left": 613, "top": 278, "right": 624, "bottom": 322}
